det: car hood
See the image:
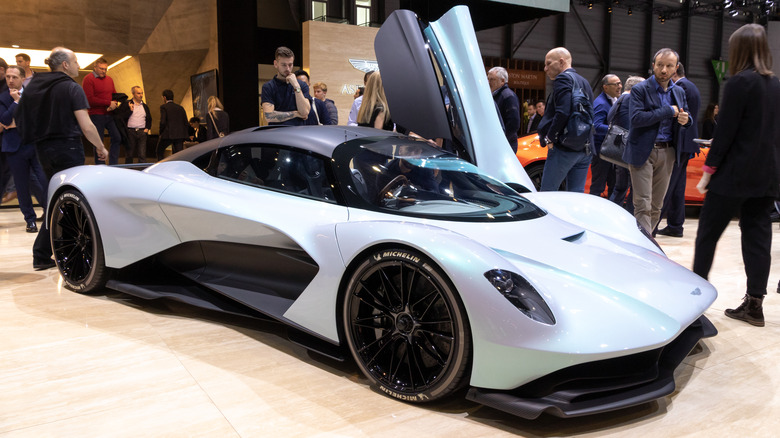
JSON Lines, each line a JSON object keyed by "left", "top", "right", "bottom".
{"left": 375, "top": 6, "right": 535, "bottom": 192}
{"left": 445, "top": 214, "right": 716, "bottom": 332}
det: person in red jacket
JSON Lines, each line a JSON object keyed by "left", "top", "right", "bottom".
{"left": 82, "top": 57, "right": 122, "bottom": 165}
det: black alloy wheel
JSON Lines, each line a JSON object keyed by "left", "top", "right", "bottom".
{"left": 343, "top": 248, "right": 470, "bottom": 402}
{"left": 50, "top": 190, "right": 110, "bottom": 293}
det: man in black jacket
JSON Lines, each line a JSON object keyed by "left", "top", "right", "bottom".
{"left": 15, "top": 47, "right": 107, "bottom": 270}
{"left": 156, "top": 89, "right": 188, "bottom": 160}
{"left": 487, "top": 66, "right": 521, "bottom": 152}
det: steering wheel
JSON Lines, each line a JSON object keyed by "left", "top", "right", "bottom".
{"left": 376, "top": 174, "right": 409, "bottom": 204}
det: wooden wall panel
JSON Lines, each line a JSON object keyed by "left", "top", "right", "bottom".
{"left": 302, "top": 20, "right": 380, "bottom": 125}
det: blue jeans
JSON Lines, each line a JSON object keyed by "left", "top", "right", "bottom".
{"left": 90, "top": 114, "right": 122, "bottom": 165}
{"left": 540, "top": 146, "right": 591, "bottom": 192}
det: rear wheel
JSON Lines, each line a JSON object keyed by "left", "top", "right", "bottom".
{"left": 50, "top": 190, "right": 110, "bottom": 293}
{"left": 525, "top": 161, "right": 566, "bottom": 191}
{"left": 343, "top": 248, "right": 470, "bottom": 402}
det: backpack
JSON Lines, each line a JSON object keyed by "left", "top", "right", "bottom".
{"left": 558, "top": 71, "right": 593, "bottom": 150}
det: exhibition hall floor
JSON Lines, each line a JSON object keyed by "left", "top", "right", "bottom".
{"left": 1, "top": 207, "right": 779, "bottom": 437}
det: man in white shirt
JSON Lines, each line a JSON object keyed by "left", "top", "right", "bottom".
{"left": 118, "top": 86, "right": 151, "bottom": 163}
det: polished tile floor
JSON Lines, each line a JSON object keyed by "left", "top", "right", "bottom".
{"left": 1, "top": 207, "right": 779, "bottom": 437}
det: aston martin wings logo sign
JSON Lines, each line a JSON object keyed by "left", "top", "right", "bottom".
{"left": 349, "top": 59, "right": 378, "bottom": 73}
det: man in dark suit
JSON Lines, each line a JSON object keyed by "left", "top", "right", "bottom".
{"left": 537, "top": 47, "right": 594, "bottom": 192}
{"left": 624, "top": 48, "right": 692, "bottom": 234}
{"left": 656, "top": 63, "right": 701, "bottom": 237}
{"left": 487, "top": 66, "right": 521, "bottom": 152}
{"left": 589, "top": 74, "right": 622, "bottom": 198}
{"left": 528, "top": 100, "right": 544, "bottom": 134}
{"left": 156, "top": 89, "right": 189, "bottom": 161}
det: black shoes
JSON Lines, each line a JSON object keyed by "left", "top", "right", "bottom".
{"left": 725, "top": 295, "right": 765, "bottom": 327}
{"left": 656, "top": 227, "right": 683, "bottom": 238}
{"left": 33, "top": 258, "right": 56, "bottom": 271}
{"left": 26, "top": 221, "right": 38, "bottom": 233}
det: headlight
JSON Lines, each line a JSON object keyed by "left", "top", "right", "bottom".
{"left": 484, "top": 269, "right": 555, "bottom": 325}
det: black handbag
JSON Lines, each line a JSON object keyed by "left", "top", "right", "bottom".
{"left": 599, "top": 98, "right": 629, "bottom": 168}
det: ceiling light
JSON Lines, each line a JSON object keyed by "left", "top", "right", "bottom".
{"left": 107, "top": 56, "right": 132, "bottom": 70}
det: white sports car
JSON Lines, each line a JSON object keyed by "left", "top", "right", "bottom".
{"left": 45, "top": 7, "right": 716, "bottom": 420}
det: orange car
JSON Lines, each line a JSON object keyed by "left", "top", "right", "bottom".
{"left": 515, "top": 134, "right": 708, "bottom": 205}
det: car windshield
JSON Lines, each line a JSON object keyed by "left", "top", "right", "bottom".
{"left": 338, "top": 137, "right": 544, "bottom": 222}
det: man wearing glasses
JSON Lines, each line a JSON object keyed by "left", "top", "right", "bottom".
{"left": 589, "top": 74, "right": 623, "bottom": 198}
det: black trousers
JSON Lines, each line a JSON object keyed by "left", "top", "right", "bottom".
{"left": 589, "top": 153, "right": 615, "bottom": 197}
{"left": 658, "top": 155, "right": 689, "bottom": 233}
{"left": 126, "top": 129, "right": 148, "bottom": 163}
{"left": 609, "top": 164, "right": 633, "bottom": 213}
{"left": 693, "top": 191, "right": 773, "bottom": 297}
{"left": 156, "top": 138, "right": 183, "bottom": 161}
{"left": 33, "top": 138, "right": 85, "bottom": 261}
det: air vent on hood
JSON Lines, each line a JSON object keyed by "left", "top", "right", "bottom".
{"left": 562, "top": 231, "right": 586, "bottom": 243}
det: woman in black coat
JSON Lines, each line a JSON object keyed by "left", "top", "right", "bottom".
{"left": 693, "top": 24, "right": 780, "bottom": 327}
{"left": 700, "top": 103, "right": 718, "bottom": 140}
{"left": 206, "top": 96, "right": 230, "bottom": 140}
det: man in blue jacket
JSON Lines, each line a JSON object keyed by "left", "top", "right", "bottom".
{"left": 0, "top": 65, "right": 47, "bottom": 232}
{"left": 537, "top": 47, "right": 594, "bottom": 192}
{"left": 624, "top": 48, "right": 691, "bottom": 233}
{"left": 656, "top": 63, "right": 701, "bottom": 238}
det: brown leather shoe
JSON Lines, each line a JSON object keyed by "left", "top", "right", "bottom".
{"left": 725, "top": 295, "right": 765, "bottom": 327}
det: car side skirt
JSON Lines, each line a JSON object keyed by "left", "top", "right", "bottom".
{"left": 102, "top": 240, "right": 347, "bottom": 359}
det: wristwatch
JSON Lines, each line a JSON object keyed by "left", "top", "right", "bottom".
{"left": 294, "top": 87, "right": 301, "bottom": 93}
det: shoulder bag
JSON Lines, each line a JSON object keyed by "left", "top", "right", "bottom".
{"left": 599, "top": 97, "right": 629, "bottom": 168}
{"left": 209, "top": 111, "right": 225, "bottom": 137}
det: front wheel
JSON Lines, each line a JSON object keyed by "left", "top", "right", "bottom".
{"left": 50, "top": 190, "right": 110, "bottom": 293}
{"left": 342, "top": 248, "right": 471, "bottom": 402}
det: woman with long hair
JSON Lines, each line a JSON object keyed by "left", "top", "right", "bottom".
{"left": 693, "top": 23, "right": 780, "bottom": 327}
{"left": 700, "top": 102, "right": 718, "bottom": 139}
{"left": 206, "top": 95, "right": 230, "bottom": 140}
{"left": 357, "top": 71, "right": 393, "bottom": 131}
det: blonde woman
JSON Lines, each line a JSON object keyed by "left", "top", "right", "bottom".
{"left": 357, "top": 71, "right": 393, "bottom": 131}
{"left": 206, "top": 95, "right": 230, "bottom": 140}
